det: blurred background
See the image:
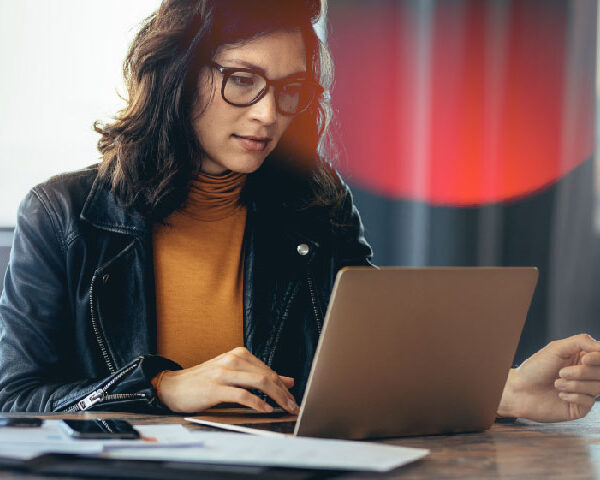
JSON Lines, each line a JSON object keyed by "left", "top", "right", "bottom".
{"left": 0, "top": 0, "right": 598, "bottom": 363}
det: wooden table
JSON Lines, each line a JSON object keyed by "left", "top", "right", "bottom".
{"left": 369, "top": 407, "right": 600, "bottom": 480}
{"left": 2, "top": 404, "right": 600, "bottom": 479}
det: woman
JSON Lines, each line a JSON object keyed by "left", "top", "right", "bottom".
{"left": 0, "top": 0, "right": 598, "bottom": 421}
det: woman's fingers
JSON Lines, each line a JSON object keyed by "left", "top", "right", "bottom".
{"left": 218, "top": 386, "right": 274, "bottom": 413}
{"left": 279, "top": 376, "right": 295, "bottom": 388}
{"left": 219, "top": 369, "right": 299, "bottom": 414}
{"left": 182, "top": 348, "right": 298, "bottom": 413}
{"left": 559, "top": 365, "right": 600, "bottom": 381}
{"left": 581, "top": 352, "right": 600, "bottom": 366}
{"left": 555, "top": 378, "right": 600, "bottom": 397}
{"left": 219, "top": 348, "right": 297, "bottom": 402}
{"left": 549, "top": 334, "right": 600, "bottom": 359}
{"left": 557, "top": 392, "right": 596, "bottom": 411}
{"left": 158, "top": 351, "right": 298, "bottom": 414}
{"left": 228, "top": 347, "right": 292, "bottom": 383}
{"left": 225, "top": 347, "right": 270, "bottom": 372}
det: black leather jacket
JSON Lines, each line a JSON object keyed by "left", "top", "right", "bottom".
{"left": 0, "top": 166, "right": 372, "bottom": 413}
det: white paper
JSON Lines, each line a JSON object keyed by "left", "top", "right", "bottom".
{"left": 0, "top": 420, "right": 429, "bottom": 471}
{"left": 0, "top": 421, "right": 203, "bottom": 460}
{"left": 0, "top": 420, "right": 69, "bottom": 444}
{"left": 0, "top": 421, "right": 105, "bottom": 460}
{"left": 106, "top": 430, "right": 429, "bottom": 472}
{"left": 0, "top": 443, "right": 104, "bottom": 461}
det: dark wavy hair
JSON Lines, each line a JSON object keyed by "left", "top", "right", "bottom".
{"left": 95, "top": 0, "right": 344, "bottom": 222}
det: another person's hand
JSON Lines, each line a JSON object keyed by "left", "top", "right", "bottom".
{"left": 498, "top": 334, "right": 600, "bottom": 422}
{"left": 156, "top": 347, "right": 299, "bottom": 414}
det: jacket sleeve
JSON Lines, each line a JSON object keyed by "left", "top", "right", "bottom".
{"left": 0, "top": 189, "right": 180, "bottom": 413}
{"left": 332, "top": 182, "right": 374, "bottom": 269}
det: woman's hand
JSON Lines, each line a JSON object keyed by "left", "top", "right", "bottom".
{"left": 156, "top": 347, "right": 299, "bottom": 414}
{"left": 498, "top": 334, "right": 600, "bottom": 422}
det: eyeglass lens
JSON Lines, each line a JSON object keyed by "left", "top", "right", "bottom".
{"left": 224, "top": 72, "right": 314, "bottom": 114}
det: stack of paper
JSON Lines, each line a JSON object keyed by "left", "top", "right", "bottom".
{"left": 0, "top": 420, "right": 429, "bottom": 472}
{"left": 106, "top": 430, "right": 429, "bottom": 472}
{"left": 0, "top": 421, "right": 202, "bottom": 460}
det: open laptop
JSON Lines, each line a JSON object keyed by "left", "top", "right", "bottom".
{"left": 188, "top": 267, "right": 538, "bottom": 439}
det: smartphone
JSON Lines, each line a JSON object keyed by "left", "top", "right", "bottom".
{"left": 0, "top": 417, "right": 43, "bottom": 428}
{"left": 60, "top": 419, "right": 140, "bottom": 439}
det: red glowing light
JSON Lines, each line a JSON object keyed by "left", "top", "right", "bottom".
{"left": 329, "top": 0, "right": 595, "bottom": 205}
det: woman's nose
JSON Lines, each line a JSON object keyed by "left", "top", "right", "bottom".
{"left": 249, "top": 88, "right": 277, "bottom": 125}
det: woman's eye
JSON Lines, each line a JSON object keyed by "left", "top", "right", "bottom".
{"left": 283, "top": 83, "right": 304, "bottom": 94}
{"left": 230, "top": 75, "right": 256, "bottom": 87}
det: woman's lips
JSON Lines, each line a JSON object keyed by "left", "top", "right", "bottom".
{"left": 233, "top": 134, "right": 270, "bottom": 152}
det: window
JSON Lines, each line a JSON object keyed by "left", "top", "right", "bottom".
{"left": 0, "top": 0, "right": 162, "bottom": 226}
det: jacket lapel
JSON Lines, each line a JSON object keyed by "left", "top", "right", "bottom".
{"left": 243, "top": 201, "right": 321, "bottom": 364}
{"left": 80, "top": 175, "right": 155, "bottom": 369}
{"left": 80, "top": 175, "right": 148, "bottom": 238}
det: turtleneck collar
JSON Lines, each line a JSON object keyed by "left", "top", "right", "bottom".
{"left": 181, "top": 170, "right": 246, "bottom": 222}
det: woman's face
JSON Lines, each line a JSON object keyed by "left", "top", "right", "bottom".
{"left": 193, "top": 30, "right": 307, "bottom": 175}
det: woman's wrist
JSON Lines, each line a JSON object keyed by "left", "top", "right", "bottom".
{"left": 152, "top": 370, "right": 177, "bottom": 409}
{"left": 497, "top": 368, "right": 520, "bottom": 418}
{"left": 151, "top": 370, "right": 166, "bottom": 394}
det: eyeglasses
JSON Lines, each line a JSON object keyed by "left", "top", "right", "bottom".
{"left": 211, "top": 62, "right": 324, "bottom": 116}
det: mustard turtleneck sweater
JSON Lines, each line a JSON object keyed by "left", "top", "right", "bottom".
{"left": 152, "top": 171, "right": 246, "bottom": 369}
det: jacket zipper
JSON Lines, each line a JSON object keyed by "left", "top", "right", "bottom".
{"left": 90, "top": 273, "right": 116, "bottom": 374}
{"left": 305, "top": 272, "right": 323, "bottom": 335}
{"left": 62, "top": 362, "right": 144, "bottom": 413}
{"left": 266, "top": 272, "right": 323, "bottom": 367}
{"left": 266, "top": 282, "right": 301, "bottom": 368}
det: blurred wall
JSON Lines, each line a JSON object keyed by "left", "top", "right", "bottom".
{"left": 328, "top": 0, "right": 599, "bottom": 362}
{"left": 0, "top": 0, "right": 162, "bottom": 227}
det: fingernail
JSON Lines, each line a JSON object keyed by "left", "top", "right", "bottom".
{"left": 263, "top": 404, "right": 273, "bottom": 413}
{"left": 288, "top": 399, "right": 299, "bottom": 414}
{"left": 555, "top": 379, "right": 567, "bottom": 388}
{"left": 558, "top": 392, "right": 568, "bottom": 400}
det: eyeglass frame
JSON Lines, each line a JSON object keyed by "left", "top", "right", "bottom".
{"left": 210, "top": 62, "right": 324, "bottom": 116}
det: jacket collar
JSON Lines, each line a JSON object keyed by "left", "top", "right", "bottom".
{"left": 80, "top": 174, "right": 148, "bottom": 238}
{"left": 80, "top": 170, "right": 323, "bottom": 257}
